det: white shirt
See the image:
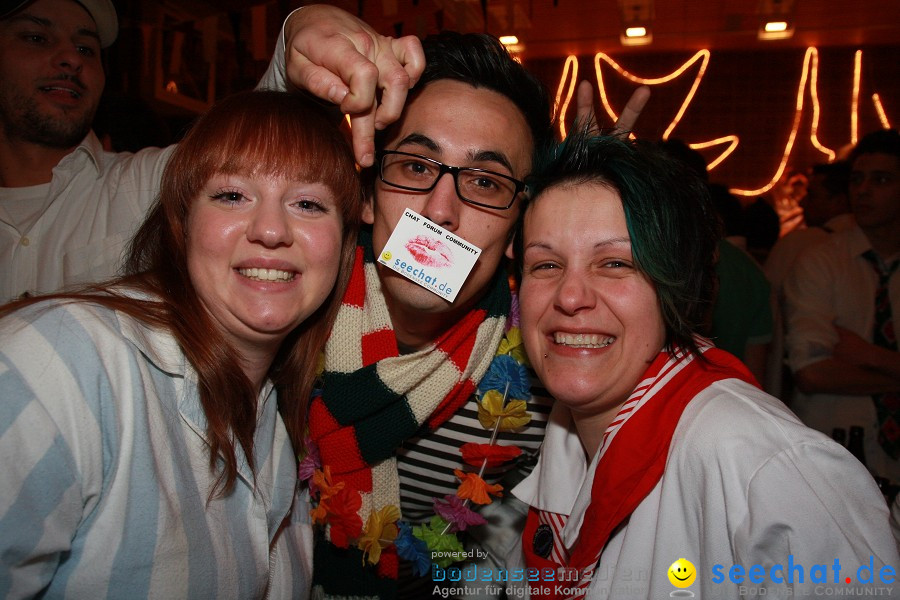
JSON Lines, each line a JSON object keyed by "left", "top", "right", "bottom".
{"left": 765, "top": 213, "right": 856, "bottom": 297}
{"left": 0, "top": 42, "right": 292, "bottom": 304}
{"left": 0, "top": 133, "right": 175, "bottom": 302}
{"left": 507, "top": 380, "right": 899, "bottom": 599}
{"left": 763, "top": 213, "right": 856, "bottom": 398}
{"left": 784, "top": 225, "right": 900, "bottom": 481}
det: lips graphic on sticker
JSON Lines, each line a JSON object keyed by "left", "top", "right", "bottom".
{"left": 405, "top": 235, "right": 454, "bottom": 268}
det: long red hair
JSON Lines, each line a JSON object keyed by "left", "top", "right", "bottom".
{"left": 1, "top": 91, "right": 362, "bottom": 495}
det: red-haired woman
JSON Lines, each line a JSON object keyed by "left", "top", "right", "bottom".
{"left": 0, "top": 91, "right": 362, "bottom": 599}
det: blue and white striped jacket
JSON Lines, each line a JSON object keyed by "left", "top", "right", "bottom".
{"left": 0, "top": 299, "right": 311, "bottom": 599}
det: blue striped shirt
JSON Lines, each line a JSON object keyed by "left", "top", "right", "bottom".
{"left": 0, "top": 299, "right": 311, "bottom": 599}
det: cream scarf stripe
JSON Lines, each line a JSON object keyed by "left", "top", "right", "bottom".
{"left": 324, "top": 261, "right": 391, "bottom": 374}
{"left": 380, "top": 316, "right": 502, "bottom": 424}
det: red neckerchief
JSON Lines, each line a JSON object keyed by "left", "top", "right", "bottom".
{"left": 522, "top": 346, "right": 757, "bottom": 600}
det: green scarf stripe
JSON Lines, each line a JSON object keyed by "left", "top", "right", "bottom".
{"left": 313, "top": 540, "right": 397, "bottom": 597}
{"left": 355, "top": 401, "right": 421, "bottom": 464}
{"left": 475, "top": 265, "right": 511, "bottom": 321}
{"left": 359, "top": 228, "right": 377, "bottom": 264}
{"left": 322, "top": 366, "right": 402, "bottom": 423}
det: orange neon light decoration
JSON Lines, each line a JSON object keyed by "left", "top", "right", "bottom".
{"left": 550, "top": 46, "right": 891, "bottom": 194}
{"left": 593, "top": 49, "right": 737, "bottom": 168}
{"left": 731, "top": 47, "right": 818, "bottom": 197}
{"left": 873, "top": 94, "right": 892, "bottom": 129}
{"left": 554, "top": 56, "right": 579, "bottom": 139}
{"left": 690, "top": 136, "right": 740, "bottom": 171}
{"left": 852, "top": 50, "right": 862, "bottom": 145}
{"left": 594, "top": 49, "right": 710, "bottom": 140}
{"left": 809, "top": 49, "right": 836, "bottom": 162}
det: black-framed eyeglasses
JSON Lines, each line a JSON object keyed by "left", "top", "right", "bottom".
{"left": 377, "top": 150, "right": 526, "bottom": 210}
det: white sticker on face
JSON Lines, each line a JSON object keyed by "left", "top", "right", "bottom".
{"left": 376, "top": 209, "right": 482, "bottom": 302}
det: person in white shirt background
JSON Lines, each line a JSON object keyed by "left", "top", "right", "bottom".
{"left": 785, "top": 129, "right": 900, "bottom": 483}
{"left": 0, "top": 0, "right": 425, "bottom": 303}
{"left": 764, "top": 160, "right": 856, "bottom": 399}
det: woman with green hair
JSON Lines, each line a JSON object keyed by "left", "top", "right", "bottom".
{"left": 507, "top": 130, "right": 898, "bottom": 599}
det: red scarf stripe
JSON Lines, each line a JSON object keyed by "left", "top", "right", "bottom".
{"left": 426, "top": 379, "right": 477, "bottom": 429}
{"left": 539, "top": 510, "right": 571, "bottom": 565}
{"left": 627, "top": 348, "right": 687, "bottom": 398}
{"left": 594, "top": 351, "right": 693, "bottom": 455}
{"left": 523, "top": 347, "right": 756, "bottom": 600}
{"left": 361, "top": 328, "right": 398, "bottom": 366}
{"left": 437, "top": 307, "right": 487, "bottom": 373}
{"left": 606, "top": 403, "right": 636, "bottom": 428}
{"left": 631, "top": 381, "right": 653, "bottom": 394}
{"left": 334, "top": 469, "right": 373, "bottom": 495}
{"left": 309, "top": 397, "right": 340, "bottom": 433}
{"left": 376, "top": 546, "right": 399, "bottom": 579}
{"left": 343, "top": 247, "right": 367, "bottom": 308}
{"left": 315, "top": 425, "right": 368, "bottom": 475}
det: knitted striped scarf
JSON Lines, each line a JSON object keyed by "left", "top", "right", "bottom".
{"left": 309, "top": 231, "right": 511, "bottom": 596}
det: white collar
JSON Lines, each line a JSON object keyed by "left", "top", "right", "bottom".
{"left": 56, "top": 131, "right": 106, "bottom": 178}
{"left": 512, "top": 402, "right": 600, "bottom": 547}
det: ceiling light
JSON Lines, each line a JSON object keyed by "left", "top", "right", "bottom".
{"left": 758, "top": 0, "right": 796, "bottom": 40}
{"left": 499, "top": 35, "right": 519, "bottom": 46}
{"left": 620, "top": 27, "right": 652, "bottom": 46}
{"left": 758, "top": 20, "right": 794, "bottom": 40}
{"left": 618, "top": 0, "right": 654, "bottom": 47}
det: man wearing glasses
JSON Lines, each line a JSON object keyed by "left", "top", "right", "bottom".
{"left": 366, "top": 77, "right": 541, "bottom": 349}
{"left": 262, "top": 7, "right": 647, "bottom": 598}
{"left": 274, "top": 27, "right": 555, "bottom": 598}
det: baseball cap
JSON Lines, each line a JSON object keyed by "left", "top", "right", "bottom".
{"left": 1, "top": 0, "right": 118, "bottom": 47}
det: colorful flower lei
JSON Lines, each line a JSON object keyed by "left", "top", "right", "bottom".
{"left": 299, "top": 313, "right": 533, "bottom": 576}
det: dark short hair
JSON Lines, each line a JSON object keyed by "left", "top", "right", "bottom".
{"left": 708, "top": 183, "right": 744, "bottom": 237}
{"left": 849, "top": 128, "right": 900, "bottom": 166}
{"left": 377, "top": 31, "right": 552, "bottom": 170}
{"left": 810, "top": 160, "right": 850, "bottom": 197}
{"left": 515, "top": 128, "right": 719, "bottom": 357}
{"left": 656, "top": 138, "right": 709, "bottom": 182}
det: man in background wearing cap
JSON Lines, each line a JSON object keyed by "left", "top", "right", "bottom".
{"left": 0, "top": 0, "right": 422, "bottom": 305}
{"left": 0, "top": 0, "right": 176, "bottom": 302}
{"left": 0, "top": 1, "right": 646, "bottom": 305}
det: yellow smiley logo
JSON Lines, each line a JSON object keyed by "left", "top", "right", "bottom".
{"left": 668, "top": 558, "right": 696, "bottom": 588}
{"left": 381, "top": 251, "right": 392, "bottom": 261}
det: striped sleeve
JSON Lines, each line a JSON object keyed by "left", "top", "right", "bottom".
{"left": 0, "top": 300, "right": 309, "bottom": 599}
{"left": 0, "top": 304, "right": 110, "bottom": 599}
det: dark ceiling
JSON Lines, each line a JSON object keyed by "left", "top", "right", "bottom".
{"left": 121, "top": 0, "right": 900, "bottom": 60}
{"left": 364, "top": 0, "right": 900, "bottom": 58}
